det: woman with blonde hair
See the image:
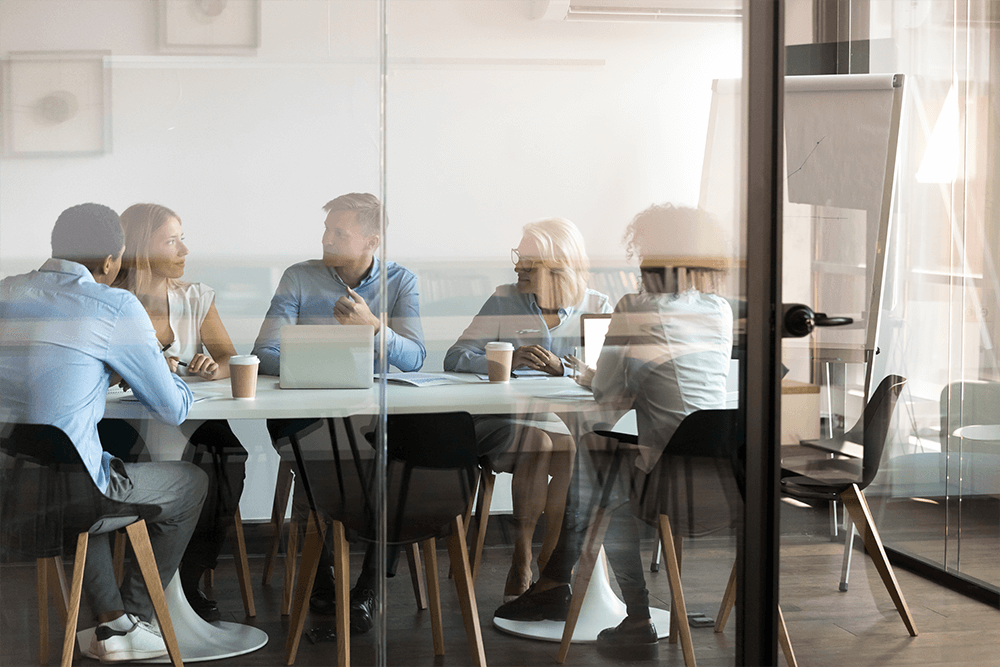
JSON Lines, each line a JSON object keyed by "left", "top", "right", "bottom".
{"left": 112, "top": 203, "right": 244, "bottom": 622}
{"left": 445, "top": 217, "right": 612, "bottom": 600}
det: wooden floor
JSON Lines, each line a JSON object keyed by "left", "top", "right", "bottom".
{"left": 2, "top": 502, "right": 998, "bottom": 667}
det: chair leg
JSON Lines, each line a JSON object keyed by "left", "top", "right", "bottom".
{"left": 124, "top": 520, "right": 184, "bottom": 667}
{"left": 840, "top": 484, "right": 918, "bottom": 636}
{"left": 777, "top": 605, "right": 798, "bottom": 667}
{"left": 659, "top": 515, "right": 696, "bottom": 667}
{"left": 406, "top": 544, "right": 428, "bottom": 610}
{"left": 284, "top": 512, "right": 326, "bottom": 666}
{"left": 112, "top": 531, "right": 126, "bottom": 586}
{"left": 446, "top": 515, "right": 487, "bottom": 667}
{"left": 470, "top": 466, "right": 495, "bottom": 583}
{"left": 331, "top": 520, "right": 350, "bottom": 667}
{"left": 840, "top": 518, "right": 855, "bottom": 592}
{"left": 60, "top": 533, "right": 88, "bottom": 667}
{"left": 282, "top": 520, "right": 300, "bottom": 616}
{"left": 37, "top": 558, "right": 50, "bottom": 665}
{"left": 714, "top": 559, "right": 738, "bottom": 633}
{"left": 264, "top": 462, "right": 294, "bottom": 586}
{"left": 229, "top": 508, "right": 256, "bottom": 617}
{"left": 557, "top": 505, "right": 612, "bottom": 664}
{"left": 47, "top": 557, "right": 71, "bottom": 625}
{"left": 668, "top": 534, "right": 683, "bottom": 644}
{"left": 422, "top": 538, "right": 445, "bottom": 656}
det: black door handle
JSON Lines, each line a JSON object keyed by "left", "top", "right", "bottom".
{"left": 782, "top": 303, "right": 853, "bottom": 338}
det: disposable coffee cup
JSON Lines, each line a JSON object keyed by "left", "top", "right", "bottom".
{"left": 229, "top": 355, "right": 260, "bottom": 399}
{"left": 485, "top": 342, "right": 515, "bottom": 382}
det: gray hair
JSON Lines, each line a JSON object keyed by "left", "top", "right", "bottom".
{"left": 323, "top": 193, "right": 384, "bottom": 236}
{"left": 521, "top": 217, "right": 590, "bottom": 308}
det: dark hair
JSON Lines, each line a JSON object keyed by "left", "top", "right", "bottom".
{"left": 323, "top": 193, "right": 384, "bottom": 236}
{"left": 50, "top": 203, "right": 123, "bottom": 268}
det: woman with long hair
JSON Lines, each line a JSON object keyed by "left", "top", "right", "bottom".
{"left": 113, "top": 203, "right": 244, "bottom": 622}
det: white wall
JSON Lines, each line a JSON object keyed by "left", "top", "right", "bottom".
{"left": 1, "top": 0, "right": 742, "bottom": 519}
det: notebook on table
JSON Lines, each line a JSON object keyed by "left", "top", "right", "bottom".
{"left": 279, "top": 324, "right": 374, "bottom": 389}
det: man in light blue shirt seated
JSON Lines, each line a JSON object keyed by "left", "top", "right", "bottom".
{"left": 0, "top": 203, "right": 207, "bottom": 663}
{"left": 252, "top": 192, "right": 426, "bottom": 374}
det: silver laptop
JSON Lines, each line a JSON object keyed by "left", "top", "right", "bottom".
{"left": 279, "top": 325, "right": 374, "bottom": 389}
{"left": 580, "top": 313, "right": 612, "bottom": 366}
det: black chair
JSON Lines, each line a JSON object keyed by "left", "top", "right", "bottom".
{"left": 0, "top": 423, "right": 184, "bottom": 667}
{"left": 718, "top": 375, "right": 917, "bottom": 638}
{"left": 558, "top": 409, "right": 797, "bottom": 667}
{"left": 276, "top": 412, "right": 487, "bottom": 667}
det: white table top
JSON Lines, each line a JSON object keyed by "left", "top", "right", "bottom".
{"left": 953, "top": 424, "right": 1000, "bottom": 441}
{"left": 104, "top": 373, "right": 604, "bottom": 421}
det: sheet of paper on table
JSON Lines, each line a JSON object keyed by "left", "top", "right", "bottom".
{"left": 383, "top": 372, "right": 480, "bottom": 387}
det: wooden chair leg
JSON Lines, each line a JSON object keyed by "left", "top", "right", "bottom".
{"left": 714, "top": 559, "right": 738, "bottom": 633}
{"left": 112, "top": 531, "right": 126, "bottom": 586}
{"left": 47, "top": 557, "right": 70, "bottom": 625}
{"left": 470, "top": 467, "right": 495, "bottom": 583}
{"left": 282, "top": 520, "right": 300, "bottom": 616}
{"left": 229, "top": 508, "right": 256, "bottom": 617}
{"left": 840, "top": 484, "right": 918, "bottom": 636}
{"left": 37, "top": 558, "right": 50, "bottom": 665}
{"left": 331, "top": 520, "right": 350, "bottom": 667}
{"left": 284, "top": 512, "right": 326, "bottom": 666}
{"left": 446, "top": 515, "right": 486, "bottom": 667}
{"left": 263, "top": 462, "right": 294, "bottom": 586}
{"left": 659, "top": 515, "right": 695, "bottom": 667}
{"left": 668, "top": 534, "right": 683, "bottom": 644}
{"left": 124, "top": 520, "right": 183, "bottom": 667}
{"left": 777, "top": 605, "right": 798, "bottom": 667}
{"left": 557, "top": 505, "right": 612, "bottom": 664}
{"left": 406, "top": 543, "right": 428, "bottom": 610}
{"left": 423, "top": 538, "right": 445, "bottom": 656}
{"left": 60, "top": 533, "right": 88, "bottom": 667}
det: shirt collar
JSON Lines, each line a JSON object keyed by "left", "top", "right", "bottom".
{"left": 527, "top": 291, "right": 569, "bottom": 317}
{"left": 328, "top": 256, "right": 381, "bottom": 289}
{"left": 39, "top": 258, "right": 96, "bottom": 283}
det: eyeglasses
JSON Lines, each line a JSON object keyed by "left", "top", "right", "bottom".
{"left": 511, "top": 248, "right": 538, "bottom": 269}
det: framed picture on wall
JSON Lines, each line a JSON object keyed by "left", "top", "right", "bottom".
{"left": 1, "top": 51, "right": 111, "bottom": 158}
{"left": 159, "top": 0, "right": 261, "bottom": 53}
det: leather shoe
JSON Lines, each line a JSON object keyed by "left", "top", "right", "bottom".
{"left": 349, "top": 586, "right": 376, "bottom": 635}
{"left": 185, "top": 587, "right": 222, "bottom": 623}
{"left": 309, "top": 566, "right": 337, "bottom": 615}
{"left": 493, "top": 582, "right": 571, "bottom": 621}
{"left": 596, "top": 618, "right": 658, "bottom": 660}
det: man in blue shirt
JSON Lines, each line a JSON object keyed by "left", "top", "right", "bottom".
{"left": 0, "top": 204, "right": 207, "bottom": 663}
{"left": 252, "top": 192, "right": 425, "bottom": 374}
{"left": 252, "top": 193, "right": 426, "bottom": 632}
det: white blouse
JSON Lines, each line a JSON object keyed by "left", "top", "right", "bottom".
{"left": 159, "top": 282, "right": 216, "bottom": 377}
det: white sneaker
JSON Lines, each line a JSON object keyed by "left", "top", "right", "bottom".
{"left": 89, "top": 613, "right": 168, "bottom": 663}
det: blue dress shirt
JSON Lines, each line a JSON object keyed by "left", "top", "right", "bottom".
{"left": 444, "top": 284, "right": 612, "bottom": 375}
{"left": 0, "top": 259, "right": 193, "bottom": 492}
{"left": 252, "top": 257, "right": 426, "bottom": 375}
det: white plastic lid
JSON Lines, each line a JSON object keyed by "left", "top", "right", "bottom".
{"left": 485, "top": 342, "right": 514, "bottom": 351}
{"left": 229, "top": 355, "right": 260, "bottom": 366}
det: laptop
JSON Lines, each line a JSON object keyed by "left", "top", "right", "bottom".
{"left": 580, "top": 313, "right": 612, "bottom": 366}
{"left": 279, "top": 325, "right": 374, "bottom": 389}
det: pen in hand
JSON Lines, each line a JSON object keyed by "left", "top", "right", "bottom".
{"left": 161, "top": 343, "right": 188, "bottom": 367}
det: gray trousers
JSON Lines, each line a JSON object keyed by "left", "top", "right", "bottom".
{"left": 83, "top": 459, "right": 208, "bottom": 621}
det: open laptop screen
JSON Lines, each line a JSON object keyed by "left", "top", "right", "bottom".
{"left": 579, "top": 313, "right": 612, "bottom": 367}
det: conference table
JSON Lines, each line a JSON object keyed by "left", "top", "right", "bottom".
{"left": 99, "top": 372, "right": 666, "bottom": 654}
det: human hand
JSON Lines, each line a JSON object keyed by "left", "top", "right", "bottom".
{"left": 334, "top": 287, "right": 381, "bottom": 333}
{"left": 512, "top": 344, "right": 563, "bottom": 376}
{"left": 166, "top": 356, "right": 181, "bottom": 374}
{"left": 564, "top": 354, "right": 595, "bottom": 387}
{"left": 187, "top": 353, "right": 220, "bottom": 380}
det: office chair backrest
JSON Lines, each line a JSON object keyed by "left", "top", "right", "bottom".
{"left": 384, "top": 412, "right": 479, "bottom": 471}
{"left": 856, "top": 375, "right": 906, "bottom": 488}
{"left": 0, "top": 422, "right": 141, "bottom": 560}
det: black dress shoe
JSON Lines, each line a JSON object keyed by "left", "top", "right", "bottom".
{"left": 185, "top": 587, "right": 222, "bottom": 623}
{"left": 309, "top": 566, "right": 337, "bottom": 616}
{"left": 349, "top": 587, "right": 376, "bottom": 635}
{"left": 596, "top": 618, "right": 658, "bottom": 660}
{"left": 493, "top": 582, "right": 571, "bottom": 621}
